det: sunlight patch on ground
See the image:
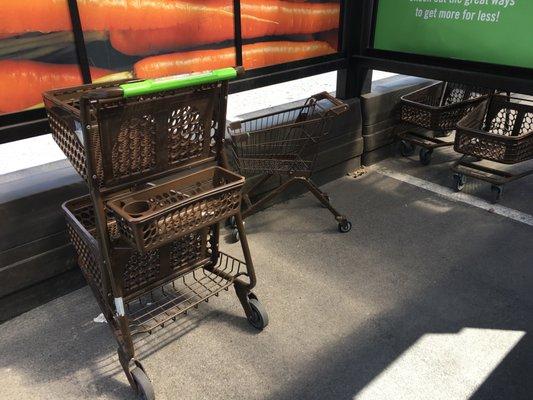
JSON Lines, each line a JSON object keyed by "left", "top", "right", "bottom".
{"left": 354, "top": 328, "right": 525, "bottom": 400}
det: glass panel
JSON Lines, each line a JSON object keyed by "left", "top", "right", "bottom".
{"left": 0, "top": 0, "right": 83, "bottom": 115}
{"left": 240, "top": 0, "right": 342, "bottom": 70}
{"left": 80, "top": 0, "right": 237, "bottom": 79}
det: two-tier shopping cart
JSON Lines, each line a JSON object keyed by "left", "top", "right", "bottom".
{"left": 226, "top": 92, "right": 353, "bottom": 241}
{"left": 397, "top": 82, "right": 492, "bottom": 165}
{"left": 452, "top": 94, "right": 533, "bottom": 202}
{"left": 44, "top": 67, "right": 268, "bottom": 400}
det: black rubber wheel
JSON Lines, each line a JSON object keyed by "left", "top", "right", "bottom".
{"left": 419, "top": 148, "right": 433, "bottom": 166}
{"left": 247, "top": 298, "right": 269, "bottom": 330}
{"left": 400, "top": 140, "right": 415, "bottom": 157}
{"left": 232, "top": 228, "right": 240, "bottom": 243}
{"left": 131, "top": 368, "right": 155, "bottom": 400}
{"left": 453, "top": 173, "right": 466, "bottom": 192}
{"left": 338, "top": 220, "right": 352, "bottom": 233}
{"left": 490, "top": 185, "right": 503, "bottom": 203}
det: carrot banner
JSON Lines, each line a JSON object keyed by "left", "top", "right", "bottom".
{"left": 2, "top": 0, "right": 239, "bottom": 34}
{"left": 110, "top": 13, "right": 276, "bottom": 56}
{"left": 134, "top": 41, "right": 335, "bottom": 78}
{"left": 240, "top": 0, "right": 340, "bottom": 35}
{"left": 110, "top": 0, "right": 340, "bottom": 56}
{"left": 0, "top": 60, "right": 111, "bottom": 114}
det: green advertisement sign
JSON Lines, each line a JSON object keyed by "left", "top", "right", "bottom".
{"left": 373, "top": 0, "right": 533, "bottom": 70}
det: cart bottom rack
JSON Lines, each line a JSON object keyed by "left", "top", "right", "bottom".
{"left": 397, "top": 129, "right": 454, "bottom": 166}
{"left": 451, "top": 156, "right": 533, "bottom": 202}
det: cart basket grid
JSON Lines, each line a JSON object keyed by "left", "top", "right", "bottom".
{"left": 399, "top": 82, "right": 492, "bottom": 132}
{"left": 227, "top": 92, "right": 348, "bottom": 175}
{"left": 455, "top": 94, "right": 533, "bottom": 164}
{"left": 44, "top": 80, "right": 225, "bottom": 189}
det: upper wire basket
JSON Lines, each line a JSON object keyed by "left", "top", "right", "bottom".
{"left": 455, "top": 94, "right": 533, "bottom": 164}
{"left": 227, "top": 92, "right": 348, "bottom": 176}
{"left": 399, "top": 82, "right": 492, "bottom": 133}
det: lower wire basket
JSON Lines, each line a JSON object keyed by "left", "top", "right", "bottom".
{"left": 126, "top": 252, "right": 246, "bottom": 336}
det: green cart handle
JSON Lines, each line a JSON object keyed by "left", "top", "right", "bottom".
{"left": 84, "top": 67, "right": 244, "bottom": 100}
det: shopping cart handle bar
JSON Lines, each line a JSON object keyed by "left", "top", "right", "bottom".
{"left": 120, "top": 67, "right": 242, "bottom": 98}
{"left": 82, "top": 67, "right": 244, "bottom": 100}
{"left": 311, "top": 92, "right": 348, "bottom": 115}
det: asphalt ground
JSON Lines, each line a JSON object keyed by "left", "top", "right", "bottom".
{"left": 1, "top": 150, "right": 531, "bottom": 400}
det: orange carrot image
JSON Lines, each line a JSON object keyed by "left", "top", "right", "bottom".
{"left": 239, "top": 0, "right": 340, "bottom": 35}
{"left": 0, "top": 0, "right": 241, "bottom": 34}
{"left": 110, "top": 0, "right": 340, "bottom": 56}
{"left": 0, "top": 60, "right": 111, "bottom": 114}
{"left": 134, "top": 41, "right": 335, "bottom": 78}
{"left": 110, "top": 10, "right": 276, "bottom": 56}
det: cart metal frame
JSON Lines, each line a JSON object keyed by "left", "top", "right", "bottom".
{"left": 226, "top": 92, "right": 353, "bottom": 239}
{"left": 45, "top": 70, "right": 268, "bottom": 399}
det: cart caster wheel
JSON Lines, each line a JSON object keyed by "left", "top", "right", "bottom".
{"left": 231, "top": 228, "right": 240, "bottom": 243}
{"left": 399, "top": 140, "right": 415, "bottom": 157}
{"left": 419, "top": 148, "right": 433, "bottom": 166}
{"left": 247, "top": 297, "right": 269, "bottom": 330}
{"left": 453, "top": 173, "right": 466, "bottom": 192}
{"left": 131, "top": 368, "right": 155, "bottom": 400}
{"left": 490, "top": 185, "right": 503, "bottom": 203}
{"left": 338, "top": 220, "right": 352, "bottom": 233}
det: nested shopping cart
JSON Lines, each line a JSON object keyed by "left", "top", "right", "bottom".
{"left": 397, "top": 82, "right": 491, "bottom": 165}
{"left": 43, "top": 67, "right": 268, "bottom": 400}
{"left": 452, "top": 94, "right": 533, "bottom": 202}
{"left": 226, "top": 92, "right": 352, "bottom": 240}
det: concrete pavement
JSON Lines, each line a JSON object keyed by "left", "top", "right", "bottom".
{"left": 1, "top": 152, "right": 531, "bottom": 400}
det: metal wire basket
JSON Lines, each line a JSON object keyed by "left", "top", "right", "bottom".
{"left": 227, "top": 92, "right": 348, "bottom": 176}
{"left": 455, "top": 95, "right": 533, "bottom": 164}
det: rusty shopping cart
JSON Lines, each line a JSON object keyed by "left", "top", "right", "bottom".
{"left": 452, "top": 94, "right": 533, "bottom": 202}
{"left": 397, "top": 82, "right": 491, "bottom": 165}
{"left": 226, "top": 92, "right": 352, "bottom": 240}
{"left": 44, "top": 67, "right": 268, "bottom": 400}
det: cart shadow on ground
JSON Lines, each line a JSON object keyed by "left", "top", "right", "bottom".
{"left": 0, "top": 153, "right": 531, "bottom": 399}
{"left": 0, "top": 287, "right": 263, "bottom": 399}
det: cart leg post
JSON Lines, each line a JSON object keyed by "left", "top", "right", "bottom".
{"left": 301, "top": 178, "right": 352, "bottom": 232}
{"left": 116, "top": 315, "right": 136, "bottom": 377}
{"left": 229, "top": 174, "right": 274, "bottom": 227}
{"left": 233, "top": 212, "right": 269, "bottom": 330}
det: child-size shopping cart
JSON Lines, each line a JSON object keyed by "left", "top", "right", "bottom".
{"left": 44, "top": 67, "right": 268, "bottom": 400}
{"left": 226, "top": 92, "right": 353, "bottom": 241}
